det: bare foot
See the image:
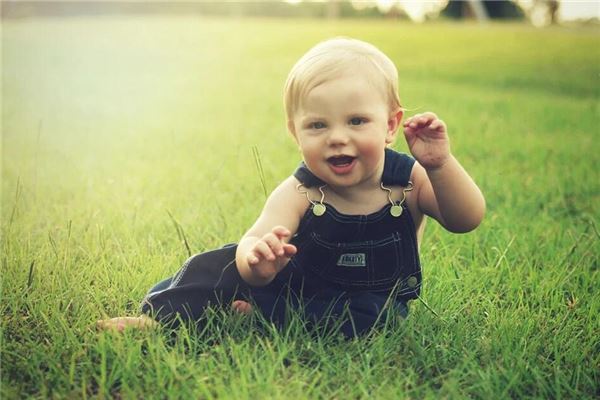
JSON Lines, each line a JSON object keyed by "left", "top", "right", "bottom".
{"left": 96, "top": 315, "right": 158, "bottom": 332}
{"left": 231, "top": 300, "right": 253, "bottom": 315}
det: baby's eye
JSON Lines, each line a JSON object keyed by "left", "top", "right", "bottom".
{"left": 309, "top": 121, "right": 326, "bottom": 129}
{"left": 349, "top": 117, "right": 367, "bottom": 126}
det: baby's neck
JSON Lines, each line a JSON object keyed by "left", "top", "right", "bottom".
{"left": 326, "top": 180, "right": 380, "bottom": 201}
{"left": 323, "top": 178, "right": 390, "bottom": 215}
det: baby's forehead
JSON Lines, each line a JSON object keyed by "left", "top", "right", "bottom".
{"left": 298, "top": 67, "right": 389, "bottom": 104}
{"left": 307, "top": 72, "right": 385, "bottom": 98}
{"left": 308, "top": 57, "right": 384, "bottom": 85}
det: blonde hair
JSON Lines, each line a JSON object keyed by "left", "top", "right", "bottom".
{"left": 284, "top": 37, "right": 401, "bottom": 121}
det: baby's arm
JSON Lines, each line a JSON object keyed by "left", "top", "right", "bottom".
{"left": 236, "top": 176, "right": 305, "bottom": 286}
{"left": 404, "top": 112, "right": 485, "bottom": 233}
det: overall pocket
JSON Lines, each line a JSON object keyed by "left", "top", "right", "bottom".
{"left": 302, "top": 232, "right": 404, "bottom": 290}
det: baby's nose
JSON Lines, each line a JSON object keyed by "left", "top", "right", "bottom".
{"left": 327, "top": 128, "right": 350, "bottom": 145}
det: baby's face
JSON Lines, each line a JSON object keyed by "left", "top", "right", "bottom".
{"left": 289, "top": 71, "right": 399, "bottom": 189}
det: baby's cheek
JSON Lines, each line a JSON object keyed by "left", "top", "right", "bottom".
{"left": 300, "top": 145, "right": 322, "bottom": 165}
{"left": 360, "top": 144, "right": 385, "bottom": 166}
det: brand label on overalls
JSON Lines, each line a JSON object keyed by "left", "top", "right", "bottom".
{"left": 337, "top": 253, "right": 366, "bottom": 267}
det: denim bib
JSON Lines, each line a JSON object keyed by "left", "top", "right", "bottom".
{"left": 288, "top": 148, "right": 422, "bottom": 300}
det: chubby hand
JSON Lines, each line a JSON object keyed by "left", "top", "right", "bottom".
{"left": 403, "top": 112, "right": 451, "bottom": 170}
{"left": 246, "top": 226, "right": 297, "bottom": 282}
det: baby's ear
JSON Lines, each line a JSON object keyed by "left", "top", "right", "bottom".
{"left": 386, "top": 109, "right": 403, "bottom": 144}
{"left": 287, "top": 120, "right": 297, "bottom": 138}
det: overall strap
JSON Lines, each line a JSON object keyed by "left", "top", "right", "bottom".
{"left": 381, "top": 148, "right": 415, "bottom": 187}
{"left": 293, "top": 148, "right": 415, "bottom": 188}
{"left": 293, "top": 162, "right": 326, "bottom": 188}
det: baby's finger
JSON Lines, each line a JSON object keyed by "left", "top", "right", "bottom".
{"left": 282, "top": 243, "right": 297, "bottom": 257}
{"left": 403, "top": 125, "right": 418, "bottom": 141}
{"left": 406, "top": 112, "right": 438, "bottom": 128}
{"left": 254, "top": 240, "right": 276, "bottom": 262}
{"left": 263, "top": 233, "right": 285, "bottom": 257}
{"left": 406, "top": 114, "right": 428, "bottom": 129}
{"left": 421, "top": 112, "right": 438, "bottom": 121}
{"left": 271, "top": 225, "right": 291, "bottom": 240}
{"left": 403, "top": 113, "right": 419, "bottom": 127}
{"left": 247, "top": 252, "right": 260, "bottom": 265}
{"left": 409, "top": 121, "right": 426, "bottom": 129}
{"left": 417, "top": 113, "right": 437, "bottom": 127}
{"left": 429, "top": 119, "right": 445, "bottom": 131}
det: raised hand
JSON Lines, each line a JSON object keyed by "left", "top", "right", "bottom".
{"left": 403, "top": 112, "right": 451, "bottom": 170}
{"left": 245, "top": 226, "right": 297, "bottom": 283}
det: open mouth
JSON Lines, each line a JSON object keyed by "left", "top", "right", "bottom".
{"left": 327, "top": 155, "right": 357, "bottom": 174}
{"left": 327, "top": 155, "right": 355, "bottom": 166}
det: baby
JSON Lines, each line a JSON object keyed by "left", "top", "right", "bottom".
{"left": 98, "top": 37, "right": 485, "bottom": 338}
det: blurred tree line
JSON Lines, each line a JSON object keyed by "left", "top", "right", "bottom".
{"left": 2, "top": 1, "right": 383, "bottom": 19}
{"left": 3, "top": 0, "right": 560, "bottom": 23}
{"left": 443, "top": 1, "right": 525, "bottom": 19}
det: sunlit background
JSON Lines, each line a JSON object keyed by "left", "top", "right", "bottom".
{"left": 2, "top": 0, "right": 598, "bottom": 202}
{"left": 3, "top": 0, "right": 600, "bottom": 25}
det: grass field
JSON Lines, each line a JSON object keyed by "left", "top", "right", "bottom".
{"left": 2, "top": 15, "right": 599, "bottom": 399}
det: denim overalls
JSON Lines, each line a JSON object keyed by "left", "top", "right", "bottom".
{"left": 142, "top": 149, "right": 421, "bottom": 338}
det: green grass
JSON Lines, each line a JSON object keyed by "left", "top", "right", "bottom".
{"left": 2, "top": 16, "right": 599, "bottom": 398}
